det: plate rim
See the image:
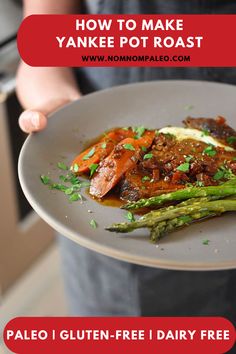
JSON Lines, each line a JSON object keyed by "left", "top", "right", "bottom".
{"left": 18, "top": 79, "right": 236, "bottom": 271}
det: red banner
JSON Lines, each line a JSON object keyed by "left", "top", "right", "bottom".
{"left": 17, "top": 15, "right": 236, "bottom": 67}
{"left": 3, "top": 317, "right": 236, "bottom": 354}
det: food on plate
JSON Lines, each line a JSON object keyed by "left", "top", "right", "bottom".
{"left": 184, "top": 116, "right": 236, "bottom": 149}
{"left": 70, "top": 116, "right": 236, "bottom": 241}
{"left": 89, "top": 131, "right": 155, "bottom": 198}
{"left": 107, "top": 179, "right": 236, "bottom": 242}
{"left": 71, "top": 116, "right": 236, "bottom": 199}
{"left": 123, "top": 181, "right": 236, "bottom": 210}
{"left": 71, "top": 128, "right": 136, "bottom": 174}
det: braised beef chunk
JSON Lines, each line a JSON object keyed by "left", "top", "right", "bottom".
{"left": 151, "top": 134, "right": 236, "bottom": 177}
{"left": 183, "top": 116, "right": 236, "bottom": 149}
{"left": 120, "top": 165, "right": 184, "bottom": 201}
{"left": 119, "top": 132, "right": 236, "bottom": 201}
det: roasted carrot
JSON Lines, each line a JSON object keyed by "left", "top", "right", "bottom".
{"left": 90, "top": 138, "right": 141, "bottom": 198}
{"left": 90, "top": 131, "right": 155, "bottom": 198}
{"left": 71, "top": 140, "right": 114, "bottom": 174}
{"left": 71, "top": 128, "right": 135, "bottom": 174}
{"left": 137, "top": 130, "right": 156, "bottom": 148}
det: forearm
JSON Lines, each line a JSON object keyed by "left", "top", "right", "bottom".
{"left": 16, "top": 65, "right": 80, "bottom": 111}
{"left": 17, "top": 0, "right": 81, "bottom": 132}
{"left": 23, "top": 0, "right": 79, "bottom": 16}
{"left": 17, "top": 0, "right": 80, "bottom": 110}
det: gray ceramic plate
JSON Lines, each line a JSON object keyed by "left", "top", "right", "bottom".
{"left": 18, "top": 80, "right": 236, "bottom": 271}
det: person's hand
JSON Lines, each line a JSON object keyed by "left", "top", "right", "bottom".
{"left": 17, "top": 63, "right": 81, "bottom": 133}
{"left": 18, "top": 98, "right": 78, "bottom": 133}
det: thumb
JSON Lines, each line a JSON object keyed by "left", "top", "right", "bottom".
{"left": 18, "top": 97, "right": 79, "bottom": 134}
{"left": 19, "top": 110, "right": 48, "bottom": 133}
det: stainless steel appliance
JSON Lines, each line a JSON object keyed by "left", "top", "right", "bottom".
{"left": 0, "top": 0, "right": 54, "bottom": 294}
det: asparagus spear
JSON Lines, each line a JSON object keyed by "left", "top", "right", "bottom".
{"left": 106, "top": 199, "right": 236, "bottom": 233}
{"left": 150, "top": 210, "right": 216, "bottom": 243}
{"left": 140, "top": 195, "right": 220, "bottom": 221}
{"left": 144, "top": 196, "right": 221, "bottom": 241}
{"left": 122, "top": 183, "right": 236, "bottom": 210}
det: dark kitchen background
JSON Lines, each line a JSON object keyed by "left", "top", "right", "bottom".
{"left": 0, "top": 0, "right": 67, "bottom": 344}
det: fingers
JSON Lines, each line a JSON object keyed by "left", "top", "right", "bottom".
{"left": 18, "top": 96, "right": 80, "bottom": 134}
{"left": 19, "top": 110, "right": 47, "bottom": 133}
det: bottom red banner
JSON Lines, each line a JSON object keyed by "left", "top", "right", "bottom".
{"left": 3, "top": 317, "right": 236, "bottom": 354}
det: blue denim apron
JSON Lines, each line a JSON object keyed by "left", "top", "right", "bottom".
{"left": 59, "top": 0, "right": 236, "bottom": 320}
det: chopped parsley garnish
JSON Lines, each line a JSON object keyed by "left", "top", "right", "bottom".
{"left": 41, "top": 161, "right": 91, "bottom": 203}
{"left": 101, "top": 142, "right": 107, "bottom": 149}
{"left": 233, "top": 157, "right": 236, "bottom": 161}
{"left": 123, "top": 143, "right": 135, "bottom": 151}
{"left": 79, "top": 181, "right": 91, "bottom": 188}
{"left": 70, "top": 175, "right": 80, "bottom": 184}
{"left": 59, "top": 175, "right": 66, "bottom": 182}
{"left": 141, "top": 146, "right": 147, "bottom": 152}
{"left": 133, "top": 126, "right": 146, "bottom": 139}
{"left": 71, "top": 184, "right": 81, "bottom": 191}
{"left": 89, "top": 163, "right": 99, "bottom": 177}
{"left": 59, "top": 175, "right": 71, "bottom": 183}
{"left": 203, "top": 145, "right": 216, "bottom": 157}
{"left": 196, "top": 181, "right": 205, "bottom": 187}
{"left": 163, "top": 133, "right": 175, "bottom": 139}
{"left": 213, "top": 169, "right": 225, "bottom": 181}
{"left": 227, "top": 136, "right": 236, "bottom": 145}
{"left": 201, "top": 129, "right": 209, "bottom": 136}
{"left": 184, "top": 104, "right": 194, "bottom": 111}
{"left": 82, "top": 147, "right": 96, "bottom": 161}
{"left": 213, "top": 166, "right": 235, "bottom": 181}
{"left": 73, "top": 163, "right": 79, "bottom": 172}
{"left": 89, "top": 219, "right": 97, "bottom": 229}
{"left": 177, "top": 162, "right": 190, "bottom": 173}
{"left": 57, "top": 162, "right": 68, "bottom": 170}
{"left": 69, "top": 193, "right": 82, "bottom": 202}
{"left": 202, "top": 239, "right": 210, "bottom": 245}
{"left": 143, "top": 153, "right": 153, "bottom": 160}
{"left": 65, "top": 187, "right": 74, "bottom": 195}
{"left": 50, "top": 183, "right": 68, "bottom": 192}
{"left": 185, "top": 155, "right": 193, "bottom": 163}
{"left": 40, "top": 175, "right": 51, "bottom": 185}
{"left": 223, "top": 167, "right": 235, "bottom": 180}
{"left": 125, "top": 211, "right": 135, "bottom": 222}
{"left": 142, "top": 176, "right": 151, "bottom": 182}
